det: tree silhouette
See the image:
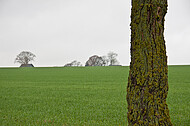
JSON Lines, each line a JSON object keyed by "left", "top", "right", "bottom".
{"left": 15, "top": 51, "right": 36, "bottom": 65}
{"left": 107, "top": 52, "right": 119, "bottom": 66}
{"left": 85, "top": 55, "right": 104, "bottom": 66}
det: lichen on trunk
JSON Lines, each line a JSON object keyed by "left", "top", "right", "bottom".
{"left": 127, "top": 0, "right": 173, "bottom": 125}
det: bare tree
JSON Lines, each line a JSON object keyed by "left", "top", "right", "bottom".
{"left": 75, "top": 61, "right": 82, "bottom": 67}
{"left": 85, "top": 55, "right": 104, "bottom": 66}
{"left": 101, "top": 56, "right": 109, "bottom": 66}
{"left": 107, "top": 52, "right": 119, "bottom": 66}
{"left": 15, "top": 51, "right": 36, "bottom": 65}
{"left": 64, "top": 60, "right": 82, "bottom": 67}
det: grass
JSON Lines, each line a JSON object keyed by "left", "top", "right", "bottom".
{"left": 0, "top": 66, "right": 190, "bottom": 125}
{"left": 168, "top": 65, "right": 190, "bottom": 126}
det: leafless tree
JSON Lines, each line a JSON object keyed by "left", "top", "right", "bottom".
{"left": 64, "top": 60, "right": 82, "bottom": 67}
{"left": 101, "top": 56, "right": 109, "bottom": 66}
{"left": 107, "top": 52, "right": 119, "bottom": 66}
{"left": 85, "top": 55, "right": 104, "bottom": 66}
{"left": 15, "top": 51, "right": 36, "bottom": 64}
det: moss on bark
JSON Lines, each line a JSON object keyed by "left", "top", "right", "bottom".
{"left": 127, "top": 0, "right": 173, "bottom": 125}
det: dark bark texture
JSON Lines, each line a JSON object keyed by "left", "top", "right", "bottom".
{"left": 127, "top": 0, "right": 173, "bottom": 125}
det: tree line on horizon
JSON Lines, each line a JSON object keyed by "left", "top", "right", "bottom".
{"left": 14, "top": 51, "right": 120, "bottom": 67}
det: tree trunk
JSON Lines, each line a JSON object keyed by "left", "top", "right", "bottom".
{"left": 127, "top": 0, "right": 173, "bottom": 125}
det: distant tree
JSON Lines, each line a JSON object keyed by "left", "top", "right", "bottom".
{"left": 64, "top": 60, "right": 82, "bottom": 67}
{"left": 85, "top": 55, "right": 104, "bottom": 66}
{"left": 15, "top": 51, "right": 36, "bottom": 65}
{"left": 64, "top": 63, "right": 72, "bottom": 67}
{"left": 75, "top": 61, "right": 82, "bottom": 67}
{"left": 101, "top": 56, "right": 109, "bottom": 66}
{"left": 107, "top": 52, "right": 119, "bottom": 66}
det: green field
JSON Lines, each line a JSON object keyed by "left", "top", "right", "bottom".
{"left": 0, "top": 66, "right": 190, "bottom": 125}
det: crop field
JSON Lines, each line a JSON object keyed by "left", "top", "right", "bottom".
{"left": 0, "top": 66, "right": 190, "bottom": 126}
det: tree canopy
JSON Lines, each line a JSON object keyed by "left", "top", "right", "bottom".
{"left": 15, "top": 51, "right": 36, "bottom": 65}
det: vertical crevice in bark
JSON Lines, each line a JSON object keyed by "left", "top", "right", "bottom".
{"left": 127, "top": 0, "right": 173, "bottom": 125}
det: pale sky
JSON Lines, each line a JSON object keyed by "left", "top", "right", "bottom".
{"left": 0, "top": 0, "right": 190, "bottom": 67}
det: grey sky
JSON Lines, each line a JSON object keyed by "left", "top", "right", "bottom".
{"left": 0, "top": 0, "right": 189, "bottom": 67}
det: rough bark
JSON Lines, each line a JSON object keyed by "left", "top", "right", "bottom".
{"left": 127, "top": 0, "right": 173, "bottom": 125}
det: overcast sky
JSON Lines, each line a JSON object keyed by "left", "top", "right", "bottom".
{"left": 0, "top": 0, "right": 190, "bottom": 67}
